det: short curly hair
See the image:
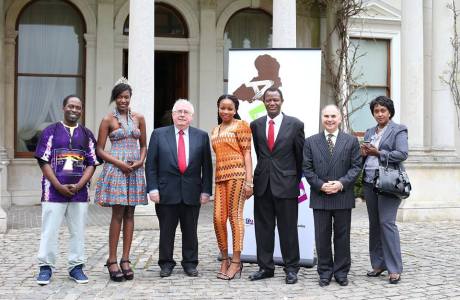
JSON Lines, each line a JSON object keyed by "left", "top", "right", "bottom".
{"left": 369, "top": 96, "right": 395, "bottom": 119}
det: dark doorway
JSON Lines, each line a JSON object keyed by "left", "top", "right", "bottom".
{"left": 122, "top": 50, "right": 188, "bottom": 128}
{"left": 154, "top": 51, "right": 188, "bottom": 128}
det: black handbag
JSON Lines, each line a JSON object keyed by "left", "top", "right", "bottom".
{"left": 373, "top": 154, "right": 411, "bottom": 199}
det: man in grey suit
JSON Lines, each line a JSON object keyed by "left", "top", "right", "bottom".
{"left": 249, "top": 87, "right": 305, "bottom": 284}
{"left": 145, "top": 99, "right": 213, "bottom": 278}
{"left": 303, "top": 105, "right": 361, "bottom": 287}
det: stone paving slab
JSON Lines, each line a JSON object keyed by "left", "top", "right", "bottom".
{"left": 1, "top": 202, "right": 459, "bottom": 299}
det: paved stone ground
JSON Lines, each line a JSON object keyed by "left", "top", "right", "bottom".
{"left": 1, "top": 202, "right": 460, "bottom": 299}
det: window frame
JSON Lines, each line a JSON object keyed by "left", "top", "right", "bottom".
{"left": 349, "top": 37, "right": 391, "bottom": 136}
{"left": 14, "top": 0, "right": 87, "bottom": 158}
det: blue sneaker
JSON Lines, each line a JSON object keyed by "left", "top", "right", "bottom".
{"left": 36, "top": 266, "right": 52, "bottom": 285}
{"left": 69, "top": 265, "right": 89, "bottom": 284}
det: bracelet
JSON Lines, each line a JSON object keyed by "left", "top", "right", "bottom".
{"left": 245, "top": 182, "right": 254, "bottom": 188}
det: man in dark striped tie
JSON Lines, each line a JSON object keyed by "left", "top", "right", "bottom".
{"left": 302, "top": 105, "right": 361, "bottom": 287}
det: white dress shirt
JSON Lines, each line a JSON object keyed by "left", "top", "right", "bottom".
{"left": 175, "top": 126, "right": 190, "bottom": 166}
{"left": 324, "top": 129, "right": 339, "bottom": 146}
{"left": 266, "top": 113, "right": 284, "bottom": 142}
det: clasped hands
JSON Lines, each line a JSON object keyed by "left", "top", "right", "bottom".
{"left": 148, "top": 191, "right": 211, "bottom": 205}
{"left": 320, "top": 181, "right": 343, "bottom": 194}
{"left": 117, "top": 160, "right": 143, "bottom": 175}
{"left": 56, "top": 183, "right": 81, "bottom": 197}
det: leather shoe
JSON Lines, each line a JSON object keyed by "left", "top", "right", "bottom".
{"left": 367, "top": 268, "right": 387, "bottom": 277}
{"left": 160, "top": 267, "right": 173, "bottom": 277}
{"left": 285, "top": 272, "right": 298, "bottom": 284}
{"left": 336, "top": 278, "right": 349, "bottom": 286}
{"left": 184, "top": 267, "right": 199, "bottom": 277}
{"left": 249, "top": 269, "right": 274, "bottom": 281}
{"left": 319, "top": 278, "right": 330, "bottom": 287}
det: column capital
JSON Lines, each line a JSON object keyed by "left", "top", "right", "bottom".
{"left": 4, "top": 30, "right": 17, "bottom": 45}
{"left": 84, "top": 33, "right": 97, "bottom": 48}
{"left": 200, "top": 0, "right": 217, "bottom": 9}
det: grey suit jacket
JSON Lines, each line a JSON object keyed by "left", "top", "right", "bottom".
{"left": 363, "top": 120, "right": 408, "bottom": 170}
{"left": 250, "top": 114, "right": 305, "bottom": 199}
{"left": 303, "top": 131, "right": 361, "bottom": 210}
{"left": 145, "top": 125, "right": 213, "bottom": 206}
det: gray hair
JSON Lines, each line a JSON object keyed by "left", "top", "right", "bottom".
{"left": 172, "top": 99, "right": 194, "bottom": 115}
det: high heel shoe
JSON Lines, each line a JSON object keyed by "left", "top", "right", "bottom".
{"left": 223, "top": 261, "right": 243, "bottom": 280}
{"left": 366, "top": 268, "right": 387, "bottom": 277}
{"left": 119, "top": 259, "right": 134, "bottom": 280}
{"left": 216, "top": 257, "right": 231, "bottom": 280}
{"left": 389, "top": 273, "right": 401, "bottom": 284}
{"left": 105, "top": 260, "right": 124, "bottom": 282}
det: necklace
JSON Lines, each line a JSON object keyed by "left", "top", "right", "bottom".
{"left": 61, "top": 122, "right": 78, "bottom": 150}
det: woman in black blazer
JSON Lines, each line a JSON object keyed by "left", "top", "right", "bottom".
{"left": 360, "top": 96, "right": 408, "bottom": 284}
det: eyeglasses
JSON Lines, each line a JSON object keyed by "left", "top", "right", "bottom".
{"left": 173, "top": 109, "right": 192, "bottom": 116}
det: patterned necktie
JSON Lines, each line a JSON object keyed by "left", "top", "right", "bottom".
{"left": 268, "top": 120, "right": 275, "bottom": 152}
{"left": 327, "top": 133, "right": 334, "bottom": 155}
{"left": 178, "top": 130, "right": 187, "bottom": 174}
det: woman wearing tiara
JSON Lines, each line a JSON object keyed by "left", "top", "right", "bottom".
{"left": 95, "top": 79, "right": 148, "bottom": 281}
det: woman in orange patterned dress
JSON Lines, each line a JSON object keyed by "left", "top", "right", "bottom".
{"left": 211, "top": 94, "right": 253, "bottom": 280}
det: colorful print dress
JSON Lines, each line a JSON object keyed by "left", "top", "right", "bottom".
{"left": 95, "top": 110, "right": 147, "bottom": 206}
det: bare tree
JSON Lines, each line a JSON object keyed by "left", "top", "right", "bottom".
{"left": 442, "top": 0, "right": 460, "bottom": 128}
{"left": 319, "top": 0, "right": 365, "bottom": 132}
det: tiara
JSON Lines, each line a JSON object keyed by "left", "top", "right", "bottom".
{"left": 114, "top": 77, "right": 131, "bottom": 87}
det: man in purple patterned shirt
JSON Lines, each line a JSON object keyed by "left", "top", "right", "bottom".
{"left": 34, "top": 95, "right": 99, "bottom": 285}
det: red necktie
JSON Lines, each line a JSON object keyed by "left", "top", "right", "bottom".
{"left": 268, "top": 120, "right": 275, "bottom": 152}
{"left": 178, "top": 130, "right": 187, "bottom": 174}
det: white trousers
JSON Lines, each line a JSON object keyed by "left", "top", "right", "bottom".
{"left": 37, "top": 202, "right": 88, "bottom": 271}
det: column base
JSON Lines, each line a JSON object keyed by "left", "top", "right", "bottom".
{"left": 134, "top": 202, "right": 158, "bottom": 230}
{"left": 399, "top": 157, "right": 460, "bottom": 221}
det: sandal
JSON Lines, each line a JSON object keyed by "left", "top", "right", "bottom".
{"left": 224, "top": 260, "right": 243, "bottom": 280}
{"left": 105, "top": 260, "right": 124, "bottom": 282}
{"left": 119, "top": 259, "right": 134, "bottom": 280}
{"left": 216, "top": 257, "right": 231, "bottom": 280}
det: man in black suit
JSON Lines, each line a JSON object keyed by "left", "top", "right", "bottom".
{"left": 249, "top": 87, "right": 305, "bottom": 284}
{"left": 303, "top": 104, "right": 361, "bottom": 287}
{"left": 145, "top": 99, "right": 213, "bottom": 278}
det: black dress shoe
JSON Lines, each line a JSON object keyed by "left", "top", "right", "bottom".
{"left": 285, "top": 272, "right": 298, "bottom": 284}
{"left": 160, "top": 267, "right": 173, "bottom": 277}
{"left": 248, "top": 269, "right": 274, "bottom": 281}
{"left": 336, "top": 278, "right": 349, "bottom": 286}
{"left": 319, "top": 278, "right": 330, "bottom": 287}
{"left": 367, "top": 268, "right": 387, "bottom": 277}
{"left": 184, "top": 267, "right": 199, "bottom": 277}
{"left": 389, "top": 274, "right": 401, "bottom": 284}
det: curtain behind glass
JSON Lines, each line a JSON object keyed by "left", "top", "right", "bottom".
{"left": 348, "top": 39, "right": 389, "bottom": 132}
{"left": 16, "top": 0, "right": 85, "bottom": 152}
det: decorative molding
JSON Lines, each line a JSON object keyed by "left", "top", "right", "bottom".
{"left": 84, "top": 33, "right": 97, "bottom": 48}
{"left": 355, "top": 0, "right": 401, "bottom": 21}
{"left": 199, "top": 0, "right": 217, "bottom": 9}
{"left": 4, "top": 30, "right": 17, "bottom": 45}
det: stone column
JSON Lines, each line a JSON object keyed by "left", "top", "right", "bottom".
{"left": 94, "top": 0, "right": 115, "bottom": 128}
{"left": 431, "top": 0, "right": 456, "bottom": 154}
{"left": 0, "top": 0, "right": 8, "bottom": 233}
{"left": 198, "top": 0, "right": 218, "bottom": 132}
{"left": 128, "top": 0, "right": 157, "bottom": 229}
{"left": 272, "top": 0, "right": 296, "bottom": 47}
{"left": 400, "top": 0, "right": 425, "bottom": 151}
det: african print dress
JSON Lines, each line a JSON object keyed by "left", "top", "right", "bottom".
{"left": 95, "top": 110, "right": 147, "bottom": 206}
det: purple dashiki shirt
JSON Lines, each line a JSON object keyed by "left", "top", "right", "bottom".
{"left": 34, "top": 122, "right": 99, "bottom": 202}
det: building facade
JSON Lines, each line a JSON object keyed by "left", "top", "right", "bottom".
{"left": 1, "top": 0, "right": 459, "bottom": 231}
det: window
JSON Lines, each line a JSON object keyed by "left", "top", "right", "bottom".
{"left": 223, "top": 9, "right": 272, "bottom": 93}
{"left": 123, "top": 3, "right": 188, "bottom": 38}
{"left": 348, "top": 38, "right": 390, "bottom": 134}
{"left": 15, "top": 0, "right": 86, "bottom": 156}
